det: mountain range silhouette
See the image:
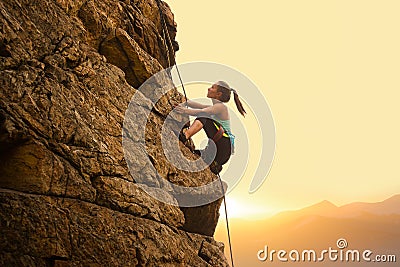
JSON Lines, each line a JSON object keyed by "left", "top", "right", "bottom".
{"left": 217, "top": 194, "right": 400, "bottom": 266}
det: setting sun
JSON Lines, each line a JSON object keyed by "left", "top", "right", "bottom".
{"left": 219, "top": 196, "right": 275, "bottom": 219}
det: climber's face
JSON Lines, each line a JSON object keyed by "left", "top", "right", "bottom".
{"left": 207, "top": 84, "right": 222, "bottom": 100}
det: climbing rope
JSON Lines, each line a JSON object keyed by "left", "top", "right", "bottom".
{"left": 156, "top": 1, "right": 235, "bottom": 266}
{"left": 155, "top": 0, "right": 188, "bottom": 107}
{"left": 218, "top": 174, "right": 235, "bottom": 267}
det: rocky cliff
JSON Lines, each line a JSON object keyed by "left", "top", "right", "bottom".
{"left": 0, "top": 0, "right": 229, "bottom": 266}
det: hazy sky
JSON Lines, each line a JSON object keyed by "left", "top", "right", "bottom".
{"left": 167, "top": 0, "right": 400, "bottom": 218}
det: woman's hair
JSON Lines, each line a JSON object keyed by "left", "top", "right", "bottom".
{"left": 216, "top": 81, "right": 246, "bottom": 117}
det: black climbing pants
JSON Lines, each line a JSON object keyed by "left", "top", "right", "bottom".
{"left": 195, "top": 116, "right": 232, "bottom": 167}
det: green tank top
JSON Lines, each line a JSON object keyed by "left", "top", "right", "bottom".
{"left": 211, "top": 115, "right": 235, "bottom": 147}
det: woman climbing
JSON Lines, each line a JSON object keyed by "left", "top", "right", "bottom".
{"left": 175, "top": 81, "right": 246, "bottom": 174}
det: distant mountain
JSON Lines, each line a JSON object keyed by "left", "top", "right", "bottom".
{"left": 337, "top": 194, "right": 400, "bottom": 217}
{"left": 273, "top": 194, "right": 400, "bottom": 220}
{"left": 273, "top": 200, "right": 338, "bottom": 220}
{"left": 215, "top": 194, "right": 400, "bottom": 267}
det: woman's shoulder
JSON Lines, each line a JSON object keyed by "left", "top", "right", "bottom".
{"left": 215, "top": 103, "right": 229, "bottom": 120}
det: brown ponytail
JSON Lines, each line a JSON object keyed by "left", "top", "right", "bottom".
{"left": 216, "top": 81, "right": 246, "bottom": 117}
{"left": 231, "top": 89, "right": 246, "bottom": 117}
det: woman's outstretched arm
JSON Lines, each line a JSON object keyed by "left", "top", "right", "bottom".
{"left": 175, "top": 103, "right": 224, "bottom": 116}
{"left": 186, "top": 100, "right": 211, "bottom": 109}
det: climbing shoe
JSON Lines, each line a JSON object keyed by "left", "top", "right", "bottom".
{"left": 178, "top": 128, "right": 188, "bottom": 143}
{"left": 179, "top": 128, "right": 195, "bottom": 151}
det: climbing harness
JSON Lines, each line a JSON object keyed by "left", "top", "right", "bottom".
{"left": 156, "top": 1, "right": 234, "bottom": 266}
{"left": 212, "top": 122, "right": 229, "bottom": 143}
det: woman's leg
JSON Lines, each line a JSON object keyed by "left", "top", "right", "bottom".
{"left": 214, "top": 137, "right": 231, "bottom": 165}
{"left": 179, "top": 116, "right": 232, "bottom": 174}
{"left": 184, "top": 120, "right": 203, "bottom": 139}
{"left": 191, "top": 117, "right": 232, "bottom": 167}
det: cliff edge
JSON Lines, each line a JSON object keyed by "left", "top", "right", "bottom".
{"left": 0, "top": 0, "right": 229, "bottom": 266}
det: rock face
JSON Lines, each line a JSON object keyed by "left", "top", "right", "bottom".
{"left": 0, "top": 0, "right": 229, "bottom": 266}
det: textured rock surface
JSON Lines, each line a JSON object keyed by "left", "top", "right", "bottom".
{"left": 0, "top": 189, "right": 228, "bottom": 267}
{"left": 0, "top": 0, "right": 229, "bottom": 266}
